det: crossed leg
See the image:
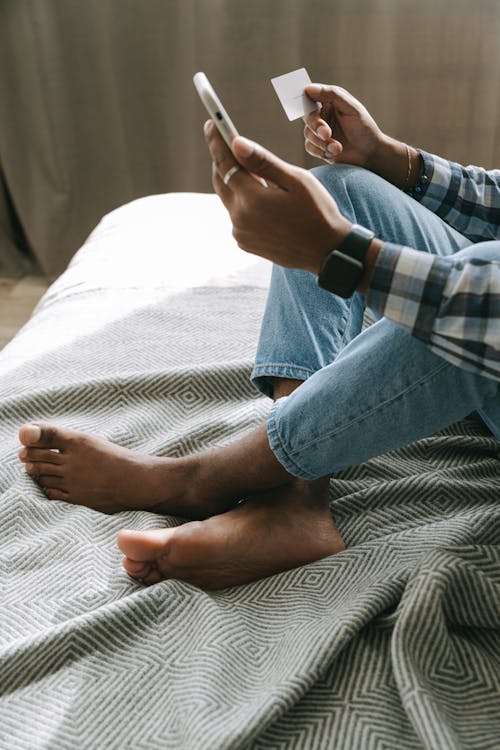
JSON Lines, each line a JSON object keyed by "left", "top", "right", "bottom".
{"left": 18, "top": 379, "right": 344, "bottom": 590}
{"left": 18, "top": 164, "right": 497, "bottom": 589}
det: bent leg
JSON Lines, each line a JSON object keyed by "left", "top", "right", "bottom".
{"left": 267, "top": 317, "right": 499, "bottom": 480}
{"left": 253, "top": 165, "right": 499, "bottom": 477}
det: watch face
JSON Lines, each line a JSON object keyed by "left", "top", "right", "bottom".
{"left": 317, "top": 251, "right": 364, "bottom": 298}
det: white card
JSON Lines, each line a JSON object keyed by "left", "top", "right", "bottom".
{"left": 271, "top": 68, "right": 320, "bottom": 121}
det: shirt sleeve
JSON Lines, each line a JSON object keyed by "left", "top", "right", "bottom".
{"left": 407, "top": 151, "right": 500, "bottom": 243}
{"left": 366, "top": 242, "right": 500, "bottom": 382}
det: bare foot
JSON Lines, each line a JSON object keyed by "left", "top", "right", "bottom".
{"left": 18, "top": 419, "right": 293, "bottom": 519}
{"left": 118, "top": 480, "right": 345, "bottom": 590}
{"left": 18, "top": 422, "right": 225, "bottom": 518}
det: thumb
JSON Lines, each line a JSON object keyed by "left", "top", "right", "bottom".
{"left": 232, "top": 137, "right": 298, "bottom": 189}
{"left": 305, "top": 83, "right": 356, "bottom": 111}
{"left": 305, "top": 83, "right": 337, "bottom": 104}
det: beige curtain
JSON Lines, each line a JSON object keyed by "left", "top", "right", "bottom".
{"left": 1, "top": 0, "right": 499, "bottom": 278}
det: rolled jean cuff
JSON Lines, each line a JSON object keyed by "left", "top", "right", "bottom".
{"left": 250, "top": 364, "right": 314, "bottom": 399}
{"left": 266, "top": 397, "right": 319, "bottom": 481}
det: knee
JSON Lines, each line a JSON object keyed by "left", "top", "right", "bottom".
{"left": 454, "top": 240, "right": 500, "bottom": 262}
{"left": 311, "top": 162, "right": 383, "bottom": 195}
{"left": 268, "top": 262, "right": 319, "bottom": 297}
{"left": 310, "top": 163, "right": 396, "bottom": 213}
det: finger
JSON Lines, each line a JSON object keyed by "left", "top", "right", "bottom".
{"left": 204, "top": 120, "right": 245, "bottom": 184}
{"left": 303, "top": 121, "right": 343, "bottom": 157}
{"left": 304, "top": 138, "right": 334, "bottom": 162}
{"left": 205, "top": 120, "right": 255, "bottom": 197}
{"left": 303, "top": 112, "right": 332, "bottom": 141}
{"left": 303, "top": 123, "right": 331, "bottom": 151}
{"left": 212, "top": 161, "right": 232, "bottom": 206}
{"left": 305, "top": 83, "right": 358, "bottom": 111}
{"left": 212, "top": 161, "right": 260, "bottom": 209}
{"left": 324, "top": 140, "right": 344, "bottom": 158}
{"left": 232, "top": 137, "right": 300, "bottom": 191}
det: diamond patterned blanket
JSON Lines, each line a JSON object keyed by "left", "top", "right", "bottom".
{"left": 0, "top": 275, "right": 499, "bottom": 749}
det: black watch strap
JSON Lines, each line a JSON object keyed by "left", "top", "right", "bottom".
{"left": 317, "top": 224, "right": 375, "bottom": 297}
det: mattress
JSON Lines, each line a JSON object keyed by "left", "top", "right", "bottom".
{"left": 0, "top": 193, "right": 499, "bottom": 750}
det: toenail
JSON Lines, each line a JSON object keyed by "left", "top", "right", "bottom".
{"left": 19, "top": 448, "right": 28, "bottom": 459}
{"left": 24, "top": 424, "right": 42, "bottom": 444}
{"left": 26, "top": 463, "right": 34, "bottom": 473}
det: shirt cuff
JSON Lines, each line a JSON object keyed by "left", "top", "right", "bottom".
{"left": 366, "top": 242, "right": 450, "bottom": 344}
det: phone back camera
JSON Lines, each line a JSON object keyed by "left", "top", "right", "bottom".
{"left": 215, "top": 112, "right": 223, "bottom": 121}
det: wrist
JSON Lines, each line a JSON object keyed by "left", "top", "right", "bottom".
{"left": 317, "top": 224, "right": 378, "bottom": 297}
{"left": 364, "top": 133, "right": 395, "bottom": 175}
{"left": 313, "top": 219, "right": 353, "bottom": 275}
{"left": 365, "top": 135, "right": 420, "bottom": 190}
{"left": 356, "top": 237, "right": 383, "bottom": 294}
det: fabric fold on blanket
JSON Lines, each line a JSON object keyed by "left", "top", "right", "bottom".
{"left": 1, "top": 282, "right": 499, "bottom": 749}
{"left": 394, "top": 545, "right": 500, "bottom": 750}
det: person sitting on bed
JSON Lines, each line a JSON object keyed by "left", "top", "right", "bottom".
{"left": 17, "top": 83, "right": 500, "bottom": 590}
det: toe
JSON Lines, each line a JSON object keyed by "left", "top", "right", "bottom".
{"left": 19, "top": 447, "right": 63, "bottom": 464}
{"left": 19, "top": 423, "right": 42, "bottom": 446}
{"left": 141, "top": 569, "right": 163, "bottom": 585}
{"left": 18, "top": 422, "right": 72, "bottom": 450}
{"left": 122, "top": 556, "right": 163, "bottom": 585}
{"left": 123, "top": 557, "right": 151, "bottom": 576}
{"left": 45, "top": 488, "right": 69, "bottom": 501}
{"left": 25, "top": 461, "right": 64, "bottom": 477}
{"left": 37, "top": 474, "right": 66, "bottom": 489}
{"left": 117, "top": 528, "right": 174, "bottom": 561}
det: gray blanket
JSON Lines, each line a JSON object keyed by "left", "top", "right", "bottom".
{"left": 0, "top": 285, "right": 499, "bottom": 750}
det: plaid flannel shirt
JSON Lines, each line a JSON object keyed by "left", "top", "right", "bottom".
{"left": 366, "top": 150, "right": 500, "bottom": 382}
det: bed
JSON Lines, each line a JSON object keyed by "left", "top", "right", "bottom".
{"left": 0, "top": 192, "right": 499, "bottom": 749}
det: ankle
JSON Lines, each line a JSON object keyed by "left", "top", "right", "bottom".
{"left": 273, "top": 377, "right": 303, "bottom": 400}
{"left": 290, "top": 475, "right": 331, "bottom": 509}
{"left": 175, "top": 452, "right": 241, "bottom": 518}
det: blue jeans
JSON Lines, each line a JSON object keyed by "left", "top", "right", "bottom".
{"left": 251, "top": 164, "right": 500, "bottom": 480}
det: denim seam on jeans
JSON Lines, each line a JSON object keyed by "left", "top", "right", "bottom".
{"left": 267, "top": 398, "right": 318, "bottom": 480}
{"left": 251, "top": 364, "right": 315, "bottom": 381}
{"left": 338, "top": 293, "right": 362, "bottom": 350}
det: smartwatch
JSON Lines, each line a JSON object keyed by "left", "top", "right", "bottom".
{"left": 317, "top": 224, "right": 375, "bottom": 298}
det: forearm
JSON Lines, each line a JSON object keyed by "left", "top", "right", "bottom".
{"left": 357, "top": 238, "right": 383, "bottom": 294}
{"left": 412, "top": 152, "right": 500, "bottom": 241}
{"left": 368, "top": 141, "right": 500, "bottom": 241}
{"left": 360, "top": 241, "right": 500, "bottom": 382}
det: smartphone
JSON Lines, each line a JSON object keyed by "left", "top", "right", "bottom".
{"left": 193, "top": 72, "right": 239, "bottom": 149}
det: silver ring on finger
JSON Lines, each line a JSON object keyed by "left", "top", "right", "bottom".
{"left": 223, "top": 165, "right": 241, "bottom": 186}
